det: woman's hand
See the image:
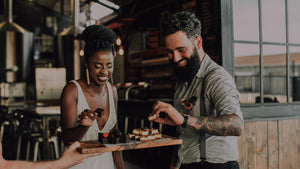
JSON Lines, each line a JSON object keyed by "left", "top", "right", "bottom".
{"left": 78, "top": 109, "right": 98, "bottom": 127}
{"left": 152, "top": 101, "right": 184, "bottom": 126}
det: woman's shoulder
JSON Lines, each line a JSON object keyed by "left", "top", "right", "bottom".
{"left": 64, "top": 80, "right": 78, "bottom": 89}
{"left": 61, "top": 80, "right": 81, "bottom": 102}
{"left": 62, "top": 79, "right": 84, "bottom": 94}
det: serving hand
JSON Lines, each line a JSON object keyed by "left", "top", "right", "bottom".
{"left": 151, "top": 101, "right": 184, "bottom": 126}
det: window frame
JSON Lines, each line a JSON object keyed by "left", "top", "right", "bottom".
{"left": 221, "top": 0, "right": 300, "bottom": 120}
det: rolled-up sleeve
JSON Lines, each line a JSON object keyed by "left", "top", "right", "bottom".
{"left": 205, "top": 68, "right": 244, "bottom": 122}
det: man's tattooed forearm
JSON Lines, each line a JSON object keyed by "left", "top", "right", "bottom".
{"left": 187, "top": 117, "right": 197, "bottom": 130}
{"left": 186, "top": 114, "right": 243, "bottom": 136}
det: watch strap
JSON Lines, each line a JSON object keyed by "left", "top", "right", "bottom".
{"left": 181, "top": 115, "right": 189, "bottom": 127}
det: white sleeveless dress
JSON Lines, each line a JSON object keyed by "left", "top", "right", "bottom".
{"left": 68, "top": 80, "right": 117, "bottom": 169}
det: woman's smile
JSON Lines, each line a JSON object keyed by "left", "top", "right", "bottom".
{"left": 97, "top": 75, "right": 109, "bottom": 82}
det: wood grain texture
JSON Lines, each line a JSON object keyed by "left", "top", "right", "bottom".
{"left": 297, "top": 119, "right": 300, "bottom": 168}
{"left": 237, "top": 132, "right": 246, "bottom": 169}
{"left": 256, "top": 121, "right": 268, "bottom": 169}
{"left": 267, "top": 120, "right": 278, "bottom": 169}
{"left": 77, "top": 135, "right": 182, "bottom": 154}
{"left": 246, "top": 121, "right": 256, "bottom": 169}
{"left": 279, "top": 120, "right": 290, "bottom": 169}
{"left": 238, "top": 119, "right": 299, "bottom": 169}
{"left": 285, "top": 120, "right": 297, "bottom": 169}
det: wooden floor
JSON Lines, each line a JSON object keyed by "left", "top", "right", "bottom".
{"left": 237, "top": 118, "right": 300, "bottom": 169}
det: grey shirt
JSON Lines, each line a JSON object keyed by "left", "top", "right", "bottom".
{"left": 174, "top": 54, "right": 244, "bottom": 164}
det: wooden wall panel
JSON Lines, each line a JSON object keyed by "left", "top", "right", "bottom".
{"left": 237, "top": 129, "right": 246, "bottom": 169}
{"left": 278, "top": 120, "right": 288, "bottom": 169}
{"left": 238, "top": 119, "right": 299, "bottom": 169}
{"left": 267, "top": 121, "right": 279, "bottom": 169}
{"left": 278, "top": 120, "right": 297, "bottom": 169}
{"left": 256, "top": 121, "right": 268, "bottom": 169}
{"left": 287, "top": 120, "right": 297, "bottom": 169}
{"left": 297, "top": 119, "right": 300, "bottom": 167}
{"left": 245, "top": 122, "right": 256, "bottom": 169}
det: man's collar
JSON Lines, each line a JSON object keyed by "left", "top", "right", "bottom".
{"left": 195, "top": 53, "right": 210, "bottom": 78}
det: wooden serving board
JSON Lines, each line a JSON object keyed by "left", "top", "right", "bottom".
{"left": 76, "top": 135, "right": 182, "bottom": 154}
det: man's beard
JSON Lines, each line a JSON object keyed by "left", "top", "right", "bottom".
{"left": 171, "top": 47, "right": 201, "bottom": 82}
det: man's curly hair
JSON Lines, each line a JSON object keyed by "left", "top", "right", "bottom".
{"left": 161, "top": 11, "right": 201, "bottom": 39}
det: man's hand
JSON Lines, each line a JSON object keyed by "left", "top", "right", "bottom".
{"left": 152, "top": 101, "right": 184, "bottom": 126}
{"left": 78, "top": 109, "right": 98, "bottom": 126}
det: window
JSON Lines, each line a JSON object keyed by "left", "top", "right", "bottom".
{"left": 90, "top": 1, "right": 119, "bottom": 20}
{"left": 232, "top": 0, "right": 300, "bottom": 104}
{"left": 80, "top": 0, "right": 119, "bottom": 26}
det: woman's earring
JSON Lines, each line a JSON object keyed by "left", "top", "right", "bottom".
{"left": 110, "top": 75, "right": 113, "bottom": 84}
{"left": 86, "top": 67, "right": 90, "bottom": 85}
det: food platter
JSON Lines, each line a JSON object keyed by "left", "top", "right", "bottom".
{"left": 75, "top": 135, "right": 182, "bottom": 154}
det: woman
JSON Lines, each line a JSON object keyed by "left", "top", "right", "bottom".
{"left": 60, "top": 25, "right": 124, "bottom": 169}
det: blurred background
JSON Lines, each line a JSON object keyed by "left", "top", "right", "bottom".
{"left": 1, "top": 0, "right": 300, "bottom": 169}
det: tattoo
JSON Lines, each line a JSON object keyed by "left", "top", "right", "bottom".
{"left": 186, "top": 114, "right": 243, "bottom": 136}
{"left": 187, "top": 117, "right": 196, "bottom": 130}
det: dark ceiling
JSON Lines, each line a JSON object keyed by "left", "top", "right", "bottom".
{"left": 0, "top": 0, "right": 222, "bottom": 64}
{"left": 0, "top": 0, "right": 181, "bottom": 35}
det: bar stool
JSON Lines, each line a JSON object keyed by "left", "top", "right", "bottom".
{"left": 30, "top": 135, "right": 59, "bottom": 161}
{"left": 0, "top": 106, "right": 9, "bottom": 142}
{"left": 24, "top": 117, "right": 60, "bottom": 161}
{"left": 12, "top": 110, "right": 42, "bottom": 160}
{"left": 56, "top": 126, "right": 65, "bottom": 155}
{"left": 0, "top": 121, "right": 9, "bottom": 142}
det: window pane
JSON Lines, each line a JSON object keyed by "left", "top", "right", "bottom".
{"left": 263, "top": 45, "right": 286, "bottom": 103}
{"left": 234, "top": 43, "right": 260, "bottom": 104}
{"left": 288, "top": 0, "right": 300, "bottom": 43}
{"left": 232, "top": 0, "right": 259, "bottom": 41}
{"left": 290, "top": 47, "right": 300, "bottom": 102}
{"left": 261, "top": 0, "right": 286, "bottom": 42}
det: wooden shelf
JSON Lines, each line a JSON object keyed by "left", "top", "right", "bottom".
{"left": 125, "top": 29, "right": 173, "bottom": 99}
{"left": 150, "top": 83, "right": 174, "bottom": 90}
{"left": 143, "top": 72, "right": 172, "bottom": 78}
{"left": 141, "top": 57, "right": 169, "bottom": 67}
{"left": 130, "top": 47, "right": 165, "bottom": 59}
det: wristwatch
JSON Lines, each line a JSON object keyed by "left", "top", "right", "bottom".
{"left": 181, "top": 115, "right": 189, "bottom": 127}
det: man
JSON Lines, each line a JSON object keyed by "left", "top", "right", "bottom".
{"left": 0, "top": 141, "right": 88, "bottom": 169}
{"left": 151, "top": 11, "right": 244, "bottom": 169}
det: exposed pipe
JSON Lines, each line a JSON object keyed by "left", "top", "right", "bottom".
{"left": 5, "top": 0, "right": 13, "bottom": 23}
{"left": 59, "top": 0, "right": 82, "bottom": 36}
{"left": 0, "top": 0, "right": 33, "bottom": 83}
{"left": 0, "top": 0, "right": 26, "bottom": 33}
{"left": 72, "top": 0, "right": 80, "bottom": 36}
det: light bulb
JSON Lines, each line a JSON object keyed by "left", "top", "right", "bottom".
{"left": 79, "top": 49, "right": 84, "bottom": 56}
{"left": 118, "top": 46, "right": 124, "bottom": 55}
{"left": 116, "top": 36, "right": 121, "bottom": 46}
